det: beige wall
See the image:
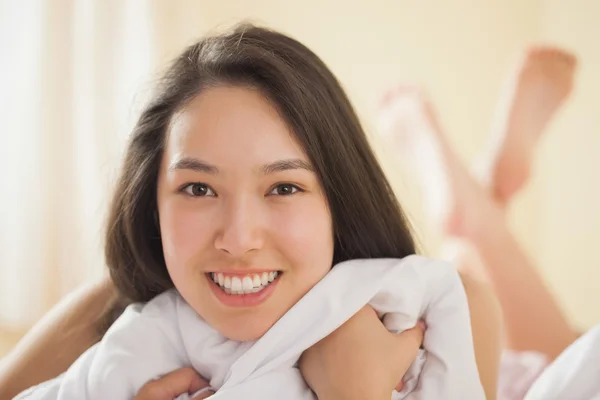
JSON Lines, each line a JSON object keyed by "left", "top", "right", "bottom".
{"left": 150, "top": 0, "right": 600, "bottom": 328}
{"left": 537, "top": 0, "right": 600, "bottom": 329}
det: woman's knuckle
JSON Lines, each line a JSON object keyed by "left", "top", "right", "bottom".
{"left": 138, "top": 383, "right": 159, "bottom": 399}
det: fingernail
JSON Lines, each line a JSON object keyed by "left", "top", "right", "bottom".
{"left": 417, "top": 320, "right": 427, "bottom": 330}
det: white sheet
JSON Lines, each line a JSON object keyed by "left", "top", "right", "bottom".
{"left": 16, "top": 255, "right": 485, "bottom": 400}
{"left": 524, "top": 324, "right": 600, "bottom": 400}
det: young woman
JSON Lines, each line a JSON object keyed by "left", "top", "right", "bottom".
{"left": 0, "top": 23, "right": 501, "bottom": 400}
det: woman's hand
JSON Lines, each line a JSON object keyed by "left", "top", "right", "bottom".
{"left": 299, "top": 306, "right": 425, "bottom": 400}
{"left": 134, "top": 367, "right": 214, "bottom": 400}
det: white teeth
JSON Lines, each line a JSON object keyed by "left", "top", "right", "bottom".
{"left": 212, "top": 271, "right": 281, "bottom": 295}
{"left": 231, "top": 277, "right": 242, "bottom": 291}
{"left": 242, "top": 276, "right": 254, "bottom": 291}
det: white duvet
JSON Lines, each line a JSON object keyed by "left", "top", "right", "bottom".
{"left": 16, "top": 256, "right": 485, "bottom": 400}
{"left": 525, "top": 324, "right": 600, "bottom": 400}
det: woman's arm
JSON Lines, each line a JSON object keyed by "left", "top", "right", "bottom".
{"left": 300, "top": 273, "right": 501, "bottom": 400}
{"left": 134, "top": 367, "right": 214, "bottom": 400}
{"left": 300, "top": 306, "right": 425, "bottom": 400}
{"left": 461, "top": 272, "right": 503, "bottom": 400}
{"left": 0, "top": 275, "right": 116, "bottom": 399}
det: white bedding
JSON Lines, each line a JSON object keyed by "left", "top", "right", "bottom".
{"left": 16, "top": 256, "right": 485, "bottom": 400}
{"left": 525, "top": 324, "right": 600, "bottom": 400}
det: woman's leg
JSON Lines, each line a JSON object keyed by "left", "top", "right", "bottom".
{"left": 378, "top": 58, "right": 579, "bottom": 359}
{"left": 451, "top": 214, "right": 579, "bottom": 360}
{"left": 475, "top": 46, "right": 577, "bottom": 203}
{"left": 465, "top": 46, "right": 579, "bottom": 359}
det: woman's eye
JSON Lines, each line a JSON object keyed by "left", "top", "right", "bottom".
{"left": 269, "top": 183, "right": 301, "bottom": 196}
{"left": 183, "top": 183, "right": 216, "bottom": 197}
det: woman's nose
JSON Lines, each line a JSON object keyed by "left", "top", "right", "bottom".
{"left": 213, "top": 197, "right": 265, "bottom": 257}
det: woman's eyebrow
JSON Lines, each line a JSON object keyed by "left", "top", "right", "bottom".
{"left": 168, "top": 157, "right": 314, "bottom": 175}
{"left": 169, "top": 157, "right": 219, "bottom": 174}
{"left": 260, "top": 159, "right": 314, "bottom": 175}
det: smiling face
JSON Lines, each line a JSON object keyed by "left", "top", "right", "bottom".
{"left": 156, "top": 85, "right": 334, "bottom": 341}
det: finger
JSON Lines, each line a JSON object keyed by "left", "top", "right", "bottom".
{"left": 390, "top": 321, "right": 426, "bottom": 375}
{"left": 134, "top": 367, "right": 209, "bottom": 400}
{"left": 357, "top": 305, "right": 377, "bottom": 318}
{"left": 405, "top": 320, "right": 426, "bottom": 345}
{"left": 192, "top": 386, "right": 216, "bottom": 399}
{"left": 395, "top": 380, "right": 405, "bottom": 392}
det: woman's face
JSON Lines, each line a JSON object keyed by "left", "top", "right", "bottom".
{"left": 156, "top": 85, "right": 334, "bottom": 341}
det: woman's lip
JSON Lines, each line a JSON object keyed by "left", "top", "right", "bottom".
{"left": 206, "top": 272, "right": 281, "bottom": 308}
{"left": 206, "top": 270, "right": 281, "bottom": 276}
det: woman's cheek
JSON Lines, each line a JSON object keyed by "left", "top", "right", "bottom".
{"left": 271, "top": 200, "right": 333, "bottom": 270}
{"left": 161, "top": 204, "right": 213, "bottom": 267}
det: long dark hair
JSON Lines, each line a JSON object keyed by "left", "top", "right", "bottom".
{"left": 100, "top": 23, "right": 417, "bottom": 333}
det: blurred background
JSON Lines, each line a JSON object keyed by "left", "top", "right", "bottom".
{"left": 1, "top": 0, "right": 599, "bottom": 356}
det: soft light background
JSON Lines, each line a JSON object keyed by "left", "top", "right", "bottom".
{"left": 1, "top": 0, "right": 598, "bottom": 346}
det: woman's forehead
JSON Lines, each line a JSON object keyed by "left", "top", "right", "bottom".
{"left": 164, "top": 86, "right": 309, "bottom": 168}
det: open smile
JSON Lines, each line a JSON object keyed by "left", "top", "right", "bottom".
{"left": 205, "top": 271, "right": 282, "bottom": 307}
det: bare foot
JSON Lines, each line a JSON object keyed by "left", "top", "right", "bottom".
{"left": 478, "top": 46, "right": 577, "bottom": 202}
{"left": 378, "top": 87, "right": 498, "bottom": 237}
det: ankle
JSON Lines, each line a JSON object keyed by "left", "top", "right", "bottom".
{"left": 455, "top": 200, "right": 506, "bottom": 244}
